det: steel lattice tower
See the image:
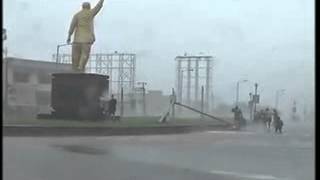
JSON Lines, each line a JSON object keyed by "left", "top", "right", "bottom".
{"left": 175, "top": 54, "right": 213, "bottom": 112}
{"left": 53, "top": 52, "right": 136, "bottom": 97}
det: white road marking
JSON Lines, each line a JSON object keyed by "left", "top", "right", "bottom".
{"left": 210, "top": 170, "right": 289, "bottom": 180}
{"left": 95, "top": 136, "right": 114, "bottom": 140}
{"left": 206, "top": 131, "right": 256, "bottom": 135}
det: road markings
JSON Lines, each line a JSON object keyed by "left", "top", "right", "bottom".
{"left": 206, "top": 131, "right": 256, "bottom": 135}
{"left": 210, "top": 170, "right": 288, "bottom": 180}
{"left": 95, "top": 136, "right": 114, "bottom": 140}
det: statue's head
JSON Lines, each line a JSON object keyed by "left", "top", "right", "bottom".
{"left": 82, "top": 2, "right": 91, "bottom": 9}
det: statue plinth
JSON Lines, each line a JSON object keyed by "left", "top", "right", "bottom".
{"left": 49, "top": 73, "right": 109, "bottom": 120}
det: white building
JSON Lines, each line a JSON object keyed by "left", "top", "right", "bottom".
{"left": 3, "top": 57, "right": 72, "bottom": 120}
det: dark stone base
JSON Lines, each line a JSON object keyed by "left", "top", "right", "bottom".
{"left": 50, "top": 73, "right": 109, "bottom": 120}
{"left": 36, "top": 113, "right": 111, "bottom": 121}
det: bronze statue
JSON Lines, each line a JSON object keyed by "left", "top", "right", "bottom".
{"left": 67, "top": 0, "right": 105, "bottom": 72}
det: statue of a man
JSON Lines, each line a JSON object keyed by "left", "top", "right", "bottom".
{"left": 67, "top": 0, "right": 105, "bottom": 72}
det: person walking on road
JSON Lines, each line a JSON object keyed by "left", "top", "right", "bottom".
{"left": 108, "top": 94, "right": 117, "bottom": 121}
{"left": 265, "top": 108, "right": 272, "bottom": 130}
{"left": 273, "top": 109, "right": 283, "bottom": 133}
{"left": 232, "top": 106, "right": 242, "bottom": 129}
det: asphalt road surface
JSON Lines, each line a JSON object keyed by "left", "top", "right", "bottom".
{"left": 3, "top": 121, "right": 314, "bottom": 180}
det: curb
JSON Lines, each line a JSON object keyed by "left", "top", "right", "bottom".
{"left": 3, "top": 125, "right": 236, "bottom": 137}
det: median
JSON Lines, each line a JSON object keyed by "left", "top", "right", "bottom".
{"left": 3, "top": 116, "right": 236, "bottom": 136}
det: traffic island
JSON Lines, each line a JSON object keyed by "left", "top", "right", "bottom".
{"left": 3, "top": 117, "right": 236, "bottom": 137}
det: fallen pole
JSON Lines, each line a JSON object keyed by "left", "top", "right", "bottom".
{"left": 174, "top": 102, "right": 232, "bottom": 126}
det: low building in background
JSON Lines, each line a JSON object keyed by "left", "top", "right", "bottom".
{"left": 3, "top": 57, "right": 72, "bottom": 121}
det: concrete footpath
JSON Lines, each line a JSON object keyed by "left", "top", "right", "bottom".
{"left": 3, "top": 124, "right": 236, "bottom": 137}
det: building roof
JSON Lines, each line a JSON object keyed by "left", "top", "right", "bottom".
{"left": 5, "top": 57, "right": 72, "bottom": 71}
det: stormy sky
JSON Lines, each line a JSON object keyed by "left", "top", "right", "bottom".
{"left": 3, "top": 0, "right": 314, "bottom": 114}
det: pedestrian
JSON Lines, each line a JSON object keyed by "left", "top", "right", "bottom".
{"left": 108, "top": 94, "right": 117, "bottom": 121}
{"left": 232, "top": 106, "right": 242, "bottom": 129}
{"left": 67, "top": 0, "right": 105, "bottom": 72}
{"left": 265, "top": 108, "right": 272, "bottom": 130}
{"left": 273, "top": 109, "right": 283, "bottom": 133}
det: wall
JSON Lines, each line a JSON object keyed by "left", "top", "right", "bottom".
{"left": 3, "top": 57, "right": 72, "bottom": 120}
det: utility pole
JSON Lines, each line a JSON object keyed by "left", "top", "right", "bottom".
{"left": 195, "top": 60, "right": 199, "bottom": 102}
{"left": 235, "top": 79, "right": 248, "bottom": 107}
{"left": 275, "top": 89, "right": 285, "bottom": 110}
{"left": 171, "top": 88, "right": 176, "bottom": 119}
{"left": 211, "top": 91, "right": 214, "bottom": 111}
{"left": 253, "top": 83, "right": 258, "bottom": 120}
{"left": 187, "top": 60, "right": 191, "bottom": 105}
{"left": 201, "top": 86, "right": 204, "bottom": 119}
{"left": 137, "top": 82, "right": 147, "bottom": 116}
{"left": 180, "top": 70, "right": 184, "bottom": 103}
{"left": 178, "top": 69, "right": 183, "bottom": 114}
{"left": 236, "top": 82, "right": 239, "bottom": 106}
{"left": 249, "top": 92, "right": 253, "bottom": 121}
{"left": 177, "top": 60, "right": 182, "bottom": 103}
{"left": 205, "top": 59, "right": 211, "bottom": 112}
{"left": 120, "top": 87, "right": 124, "bottom": 117}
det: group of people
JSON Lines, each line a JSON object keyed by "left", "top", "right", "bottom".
{"left": 232, "top": 106, "right": 284, "bottom": 133}
{"left": 256, "top": 108, "right": 284, "bottom": 133}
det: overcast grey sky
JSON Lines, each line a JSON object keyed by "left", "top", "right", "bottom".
{"left": 3, "top": 0, "right": 315, "bottom": 114}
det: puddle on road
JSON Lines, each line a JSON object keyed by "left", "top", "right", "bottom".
{"left": 51, "top": 144, "right": 108, "bottom": 155}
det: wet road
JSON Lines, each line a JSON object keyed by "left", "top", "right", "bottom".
{"left": 3, "top": 122, "right": 314, "bottom": 180}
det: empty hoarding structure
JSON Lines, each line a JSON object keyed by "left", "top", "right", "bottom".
{"left": 175, "top": 54, "right": 214, "bottom": 112}
{"left": 53, "top": 52, "right": 136, "bottom": 98}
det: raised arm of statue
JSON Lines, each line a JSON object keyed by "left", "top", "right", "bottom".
{"left": 91, "top": 0, "right": 105, "bottom": 16}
